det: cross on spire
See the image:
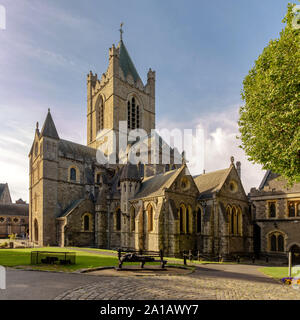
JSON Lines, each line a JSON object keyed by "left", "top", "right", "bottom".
{"left": 119, "top": 22, "right": 124, "bottom": 41}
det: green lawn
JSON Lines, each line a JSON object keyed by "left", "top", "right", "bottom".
{"left": 0, "top": 247, "right": 191, "bottom": 272}
{"left": 68, "top": 247, "right": 234, "bottom": 265}
{"left": 0, "top": 247, "right": 119, "bottom": 272}
{"left": 259, "top": 267, "right": 290, "bottom": 280}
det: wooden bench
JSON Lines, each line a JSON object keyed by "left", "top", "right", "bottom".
{"left": 117, "top": 249, "right": 167, "bottom": 269}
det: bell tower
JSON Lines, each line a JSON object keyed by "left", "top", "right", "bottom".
{"left": 86, "top": 26, "right": 156, "bottom": 162}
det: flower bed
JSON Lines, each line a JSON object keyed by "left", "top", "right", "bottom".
{"left": 281, "top": 277, "right": 300, "bottom": 286}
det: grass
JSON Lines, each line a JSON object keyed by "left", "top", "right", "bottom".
{"left": 0, "top": 247, "right": 119, "bottom": 272}
{"left": 67, "top": 247, "right": 234, "bottom": 265}
{"left": 0, "top": 247, "right": 192, "bottom": 272}
{"left": 259, "top": 267, "right": 290, "bottom": 280}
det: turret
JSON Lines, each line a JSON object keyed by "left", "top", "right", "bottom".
{"left": 108, "top": 44, "right": 120, "bottom": 78}
{"left": 120, "top": 163, "right": 141, "bottom": 214}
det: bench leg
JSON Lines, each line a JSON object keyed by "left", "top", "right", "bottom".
{"left": 118, "top": 262, "right": 122, "bottom": 269}
{"left": 140, "top": 262, "right": 145, "bottom": 269}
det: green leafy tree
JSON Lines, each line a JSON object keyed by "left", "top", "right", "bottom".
{"left": 238, "top": 3, "right": 300, "bottom": 183}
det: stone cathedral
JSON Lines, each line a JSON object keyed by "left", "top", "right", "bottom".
{"left": 28, "top": 34, "right": 253, "bottom": 258}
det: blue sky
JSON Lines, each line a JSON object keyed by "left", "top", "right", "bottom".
{"left": 0, "top": 0, "right": 294, "bottom": 201}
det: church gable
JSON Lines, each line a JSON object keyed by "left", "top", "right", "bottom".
{"left": 218, "top": 165, "right": 247, "bottom": 202}
{"left": 258, "top": 170, "right": 300, "bottom": 193}
{"left": 168, "top": 166, "right": 199, "bottom": 197}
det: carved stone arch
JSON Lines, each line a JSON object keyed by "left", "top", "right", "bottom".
{"left": 144, "top": 200, "right": 157, "bottom": 212}
{"left": 287, "top": 242, "right": 300, "bottom": 252}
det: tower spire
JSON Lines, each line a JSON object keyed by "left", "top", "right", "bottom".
{"left": 119, "top": 22, "right": 124, "bottom": 41}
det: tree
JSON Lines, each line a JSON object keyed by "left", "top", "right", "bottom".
{"left": 238, "top": 3, "right": 300, "bottom": 184}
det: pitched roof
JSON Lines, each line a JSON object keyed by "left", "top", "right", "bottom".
{"left": 132, "top": 166, "right": 184, "bottom": 200}
{"left": 118, "top": 40, "right": 141, "bottom": 83}
{"left": 0, "top": 204, "right": 29, "bottom": 217}
{"left": 58, "top": 139, "right": 96, "bottom": 160}
{"left": 194, "top": 167, "right": 231, "bottom": 198}
{"left": 259, "top": 170, "right": 272, "bottom": 190}
{"left": 59, "top": 199, "right": 84, "bottom": 218}
{"left": 0, "top": 184, "right": 6, "bottom": 198}
{"left": 120, "top": 163, "right": 140, "bottom": 181}
{"left": 40, "top": 110, "right": 59, "bottom": 139}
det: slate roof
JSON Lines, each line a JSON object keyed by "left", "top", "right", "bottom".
{"left": 132, "top": 166, "right": 184, "bottom": 200}
{"left": 194, "top": 167, "right": 231, "bottom": 198}
{"left": 0, "top": 204, "right": 29, "bottom": 216}
{"left": 118, "top": 40, "right": 141, "bottom": 83}
{"left": 40, "top": 110, "right": 59, "bottom": 139}
{"left": 58, "top": 139, "right": 96, "bottom": 160}
{"left": 59, "top": 199, "right": 84, "bottom": 218}
{"left": 120, "top": 163, "right": 140, "bottom": 181}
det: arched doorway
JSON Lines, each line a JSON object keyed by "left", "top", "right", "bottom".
{"left": 34, "top": 219, "right": 38, "bottom": 243}
{"left": 290, "top": 245, "right": 300, "bottom": 265}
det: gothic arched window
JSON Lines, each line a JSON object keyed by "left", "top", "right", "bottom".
{"left": 131, "top": 97, "right": 135, "bottom": 129}
{"left": 186, "top": 206, "right": 191, "bottom": 233}
{"left": 269, "top": 232, "right": 285, "bottom": 252}
{"left": 271, "top": 234, "right": 277, "bottom": 251}
{"left": 269, "top": 202, "right": 276, "bottom": 218}
{"left": 147, "top": 204, "right": 153, "bottom": 232}
{"left": 197, "top": 208, "right": 201, "bottom": 233}
{"left": 84, "top": 215, "right": 90, "bottom": 231}
{"left": 70, "top": 168, "right": 77, "bottom": 181}
{"left": 96, "top": 96, "right": 104, "bottom": 132}
{"left": 179, "top": 204, "right": 186, "bottom": 233}
{"left": 278, "top": 235, "right": 284, "bottom": 252}
{"left": 289, "top": 202, "right": 296, "bottom": 217}
{"left": 179, "top": 206, "right": 184, "bottom": 233}
{"left": 127, "top": 97, "right": 140, "bottom": 130}
{"left": 231, "top": 207, "right": 236, "bottom": 235}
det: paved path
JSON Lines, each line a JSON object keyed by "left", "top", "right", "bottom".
{"left": 0, "top": 268, "right": 100, "bottom": 300}
{"left": 1, "top": 263, "right": 299, "bottom": 300}
{"left": 55, "top": 264, "right": 300, "bottom": 300}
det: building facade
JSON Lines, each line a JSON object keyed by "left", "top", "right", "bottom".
{"left": 0, "top": 183, "right": 29, "bottom": 238}
{"left": 250, "top": 171, "right": 300, "bottom": 262}
{"left": 29, "top": 36, "right": 253, "bottom": 258}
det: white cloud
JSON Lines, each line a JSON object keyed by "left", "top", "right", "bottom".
{"left": 157, "top": 105, "right": 265, "bottom": 193}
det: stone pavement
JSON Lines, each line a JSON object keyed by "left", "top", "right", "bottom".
{"left": 55, "top": 264, "right": 300, "bottom": 300}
